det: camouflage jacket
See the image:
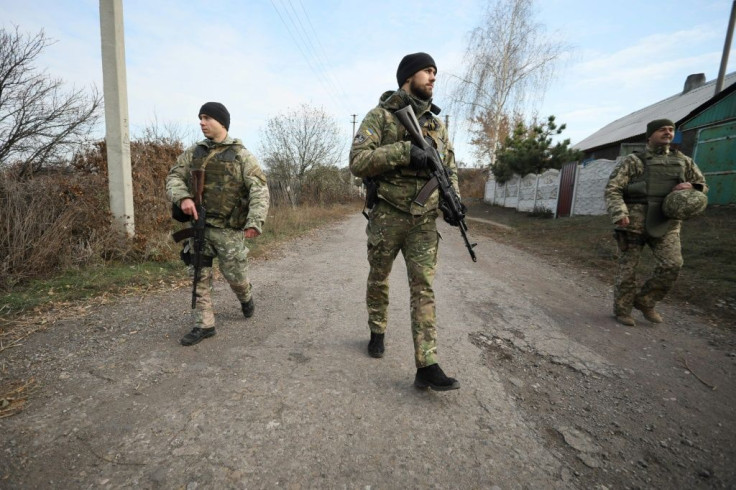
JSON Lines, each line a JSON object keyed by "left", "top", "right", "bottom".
{"left": 166, "top": 135, "right": 269, "bottom": 233}
{"left": 349, "top": 89, "right": 458, "bottom": 215}
{"left": 604, "top": 145, "right": 707, "bottom": 234}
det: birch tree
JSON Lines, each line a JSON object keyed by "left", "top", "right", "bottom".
{"left": 450, "top": 0, "right": 566, "bottom": 167}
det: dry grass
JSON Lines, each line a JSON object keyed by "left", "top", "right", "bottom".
{"left": 465, "top": 200, "right": 736, "bottom": 328}
{"left": 0, "top": 377, "right": 37, "bottom": 419}
{"left": 253, "top": 201, "right": 362, "bottom": 260}
{"left": 459, "top": 168, "right": 487, "bottom": 200}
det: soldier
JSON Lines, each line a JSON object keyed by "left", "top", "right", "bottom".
{"left": 350, "top": 52, "right": 461, "bottom": 391}
{"left": 605, "top": 118, "right": 707, "bottom": 327}
{"left": 166, "top": 102, "right": 269, "bottom": 345}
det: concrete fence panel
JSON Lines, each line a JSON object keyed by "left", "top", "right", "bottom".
{"left": 483, "top": 159, "right": 617, "bottom": 217}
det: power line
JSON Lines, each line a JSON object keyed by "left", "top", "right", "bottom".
{"left": 269, "top": 0, "right": 350, "bottom": 117}
{"left": 292, "top": 0, "right": 351, "bottom": 102}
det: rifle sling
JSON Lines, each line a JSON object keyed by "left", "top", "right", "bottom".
{"left": 413, "top": 176, "right": 439, "bottom": 206}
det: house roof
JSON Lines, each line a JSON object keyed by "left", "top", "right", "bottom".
{"left": 574, "top": 71, "right": 736, "bottom": 152}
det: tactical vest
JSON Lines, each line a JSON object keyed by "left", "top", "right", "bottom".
{"left": 624, "top": 151, "right": 686, "bottom": 237}
{"left": 192, "top": 143, "right": 249, "bottom": 227}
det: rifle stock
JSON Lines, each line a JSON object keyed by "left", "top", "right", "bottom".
{"left": 394, "top": 105, "right": 477, "bottom": 262}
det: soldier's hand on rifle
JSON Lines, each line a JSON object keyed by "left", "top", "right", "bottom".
{"left": 244, "top": 228, "right": 260, "bottom": 239}
{"left": 408, "top": 144, "right": 430, "bottom": 171}
{"left": 441, "top": 201, "right": 467, "bottom": 227}
{"left": 179, "top": 198, "right": 199, "bottom": 220}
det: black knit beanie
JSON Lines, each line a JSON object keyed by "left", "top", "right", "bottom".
{"left": 646, "top": 118, "right": 674, "bottom": 138}
{"left": 199, "top": 102, "right": 230, "bottom": 130}
{"left": 396, "top": 52, "right": 437, "bottom": 87}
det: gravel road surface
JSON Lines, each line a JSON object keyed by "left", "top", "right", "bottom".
{"left": 2, "top": 212, "right": 734, "bottom": 489}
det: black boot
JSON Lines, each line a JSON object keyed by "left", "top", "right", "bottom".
{"left": 241, "top": 298, "right": 255, "bottom": 318}
{"left": 414, "top": 364, "right": 460, "bottom": 391}
{"left": 367, "top": 332, "right": 385, "bottom": 358}
{"left": 180, "top": 327, "right": 216, "bottom": 346}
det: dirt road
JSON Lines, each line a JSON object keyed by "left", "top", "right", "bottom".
{"left": 2, "top": 212, "right": 734, "bottom": 488}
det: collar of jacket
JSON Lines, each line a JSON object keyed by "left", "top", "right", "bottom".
{"left": 198, "top": 135, "right": 237, "bottom": 149}
{"left": 378, "top": 89, "right": 441, "bottom": 116}
{"left": 646, "top": 144, "right": 670, "bottom": 156}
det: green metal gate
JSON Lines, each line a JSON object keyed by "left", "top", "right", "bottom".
{"left": 692, "top": 121, "right": 736, "bottom": 205}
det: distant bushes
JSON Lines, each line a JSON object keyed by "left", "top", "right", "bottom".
{"left": 0, "top": 133, "right": 184, "bottom": 290}
{"left": 0, "top": 132, "right": 362, "bottom": 291}
{"left": 458, "top": 168, "right": 487, "bottom": 200}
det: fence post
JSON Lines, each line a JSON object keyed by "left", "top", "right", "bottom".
{"left": 569, "top": 164, "right": 582, "bottom": 217}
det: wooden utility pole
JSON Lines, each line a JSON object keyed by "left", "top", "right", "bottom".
{"left": 99, "top": 0, "right": 134, "bottom": 236}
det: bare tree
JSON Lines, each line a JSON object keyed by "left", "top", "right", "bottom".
{"left": 0, "top": 26, "right": 102, "bottom": 178}
{"left": 449, "top": 0, "right": 566, "bottom": 167}
{"left": 259, "top": 103, "right": 345, "bottom": 205}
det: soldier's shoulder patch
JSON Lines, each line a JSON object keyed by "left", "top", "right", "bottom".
{"left": 353, "top": 129, "right": 373, "bottom": 145}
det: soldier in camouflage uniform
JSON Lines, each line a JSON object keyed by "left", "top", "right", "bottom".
{"left": 349, "top": 53, "right": 461, "bottom": 391}
{"left": 166, "top": 102, "right": 269, "bottom": 346}
{"left": 604, "top": 119, "right": 707, "bottom": 327}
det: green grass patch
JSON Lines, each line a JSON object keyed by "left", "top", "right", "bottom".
{"left": 1, "top": 262, "right": 187, "bottom": 317}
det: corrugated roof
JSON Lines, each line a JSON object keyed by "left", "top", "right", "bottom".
{"left": 574, "top": 71, "right": 736, "bottom": 151}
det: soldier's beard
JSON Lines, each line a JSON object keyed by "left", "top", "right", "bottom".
{"left": 409, "top": 80, "right": 433, "bottom": 101}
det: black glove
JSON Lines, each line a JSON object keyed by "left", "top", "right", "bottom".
{"left": 441, "top": 201, "right": 467, "bottom": 227}
{"left": 408, "top": 144, "right": 429, "bottom": 171}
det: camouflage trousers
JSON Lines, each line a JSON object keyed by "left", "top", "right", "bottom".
{"left": 614, "top": 229, "right": 683, "bottom": 316}
{"left": 188, "top": 227, "right": 252, "bottom": 328}
{"left": 365, "top": 200, "right": 440, "bottom": 368}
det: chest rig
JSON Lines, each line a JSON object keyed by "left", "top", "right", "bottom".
{"left": 191, "top": 143, "right": 248, "bottom": 222}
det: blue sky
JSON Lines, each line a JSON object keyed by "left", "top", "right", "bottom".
{"left": 1, "top": 0, "right": 734, "bottom": 166}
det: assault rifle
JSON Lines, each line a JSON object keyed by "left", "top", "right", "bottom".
{"left": 172, "top": 169, "right": 208, "bottom": 309}
{"left": 394, "top": 105, "right": 477, "bottom": 262}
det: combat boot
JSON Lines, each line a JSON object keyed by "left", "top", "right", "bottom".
{"left": 367, "top": 332, "right": 384, "bottom": 358}
{"left": 634, "top": 301, "right": 663, "bottom": 323}
{"left": 615, "top": 314, "right": 636, "bottom": 327}
{"left": 414, "top": 364, "right": 460, "bottom": 391}
{"left": 180, "top": 327, "right": 215, "bottom": 346}
{"left": 241, "top": 298, "right": 255, "bottom": 318}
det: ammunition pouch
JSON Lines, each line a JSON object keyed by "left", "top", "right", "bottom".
{"left": 613, "top": 229, "right": 644, "bottom": 252}
{"left": 227, "top": 198, "right": 250, "bottom": 229}
{"left": 180, "top": 246, "right": 213, "bottom": 267}
{"left": 623, "top": 180, "right": 647, "bottom": 205}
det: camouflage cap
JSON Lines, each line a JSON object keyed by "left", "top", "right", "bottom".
{"left": 662, "top": 189, "right": 707, "bottom": 220}
{"left": 646, "top": 119, "right": 675, "bottom": 138}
